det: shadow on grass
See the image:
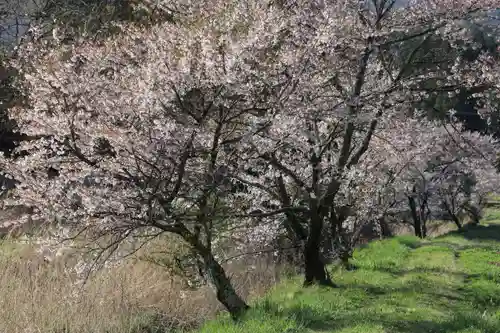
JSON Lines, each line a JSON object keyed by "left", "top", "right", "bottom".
{"left": 257, "top": 298, "right": 500, "bottom": 333}
{"left": 396, "top": 237, "right": 422, "bottom": 249}
{"left": 371, "top": 265, "right": 471, "bottom": 278}
{"left": 339, "top": 281, "right": 465, "bottom": 301}
{"left": 460, "top": 224, "right": 500, "bottom": 242}
{"left": 257, "top": 298, "right": 337, "bottom": 331}
{"left": 251, "top": 259, "right": 500, "bottom": 332}
{"left": 439, "top": 223, "right": 500, "bottom": 243}
{"left": 203, "top": 222, "right": 500, "bottom": 333}
{"left": 360, "top": 266, "right": 500, "bottom": 307}
{"left": 392, "top": 225, "right": 500, "bottom": 252}
{"left": 372, "top": 312, "right": 500, "bottom": 333}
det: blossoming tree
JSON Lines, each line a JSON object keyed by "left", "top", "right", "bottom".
{"left": 226, "top": 0, "right": 500, "bottom": 285}
{"left": 0, "top": 0, "right": 288, "bottom": 317}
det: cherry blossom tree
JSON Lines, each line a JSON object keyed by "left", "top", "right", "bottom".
{"left": 0, "top": 1, "right": 289, "bottom": 317}
{"left": 362, "top": 117, "right": 499, "bottom": 239}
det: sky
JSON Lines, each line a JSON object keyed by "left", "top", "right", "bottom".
{"left": 0, "top": 1, "right": 499, "bottom": 51}
{"left": 0, "top": 0, "right": 44, "bottom": 50}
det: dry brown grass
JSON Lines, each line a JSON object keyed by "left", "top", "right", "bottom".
{"left": 388, "top": 220, "right": 459, "bottom": 238}
{"left": 0, "top": 236, "right": 286, "bottom": 333}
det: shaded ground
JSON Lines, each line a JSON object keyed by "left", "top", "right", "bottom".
{"left": 196, "top": 211, "right": 500, "bottom": 333}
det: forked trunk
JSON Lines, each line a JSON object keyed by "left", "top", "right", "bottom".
{"left": 465, "top": 204, "right": 481, "bottom": 225}
{"left": 304, "top": 242, "right": 336, "bottom": 286}
{"left": 421, "top": 220, "right": 428, "bottom": 238}
{"left": 443, "top": 201, "right": 463, "bottom": 231}
{"left": 451, "top": 214, "right": 463, "bottom": 231}
{"left": 203, "top": 253, "right": 249, "bottom": 319}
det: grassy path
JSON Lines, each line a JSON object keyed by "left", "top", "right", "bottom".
{"left": 196, "top": 211, "right": 500, "bottom": 333}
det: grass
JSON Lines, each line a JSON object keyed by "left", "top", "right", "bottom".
{"left": 0, "top": 235, "right": 285, "bottom": 333}
{"left": 0, "top": 242, "right": 214, "bottom": 333}
{"left": 196, "top": 221, "right": 500, "bottom": 333}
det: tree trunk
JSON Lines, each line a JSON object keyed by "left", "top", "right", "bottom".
{"left": 203, "top": 253, "right": 249, "bottom": 319}
{"left": 303, "top": 213, "right": 337, "bottom": 287}
{"left": 339, "top": 249, "right": 355, "bottom": 270}
{"left": 464, "top": 203, "right": 481, "bottom": 225}
{"left": 408, "top": 195, "right": 423, "bottom": 238}
{"left": 421, "top": 219, "right": 428, "bottom": 238}
{"left": 276, "top": 175, "right": 308, "bottom": 241}
{"left": 451, "top": 214, "right": 463, "bottom": 231}
{"left": 443, "top": 201, "right": 463, "bottom": 231}
{"left": 378, "top": 217, "right": 392, "bottom": 238}
{"left": 303, "top": 240, "right": 336, "bottom": 287}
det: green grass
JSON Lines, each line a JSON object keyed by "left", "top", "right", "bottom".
{"left": 194, "top": 218, "right": 500, "bottom": 333}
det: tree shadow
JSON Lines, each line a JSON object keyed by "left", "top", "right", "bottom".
{"left": 395, "top": 237, "right": 422, "bottom": 249}
{"left": 372, "top": 265, "right": 472, "bottom": 278}
{"left": 431, "top": 223, "right": 500, "bottom": 243}
{"left": 243, "top": 222, "right": 500, "bottom": 332}
{"left": 373, "top": 312, "right": 500, "bottom": 333}
{"left": 257, "top": 299, "right": 500, "bottom": 333}
{"left": 250, "top": 256, "right": 500, "bottom": 332}
{"left": 257, "top": 299, "right": 338, "bottom": 330}
{"left": 393, "top": 227, "right": 500, "bottom": 253}
{"left": 460, "top": 224, "right": 500, "bottom": 242}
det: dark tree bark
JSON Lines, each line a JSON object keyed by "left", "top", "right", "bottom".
{"left": 464, "top": 203, "right": 481, "bottom": 225}
{"left": 328, "top": 205, "right": 355, "bottom": 270}
{"left": 180, "top": 220, "right": 248, "bottom": 319}
{"left": 421, "top": 218, "right": 428, "bottom": 238}
{"left": 339, "top": 250, "right": 355, "bottom": 270}
{"left": 303, "top": 210, "right": 337, "bottom": 287}
{"left": 442, "top": 200, "right": 464, "bottom": 231}
{"left": 202, "top": 252, "right": 249, "bottom": 319}
{"left": 303, "top": 240, "right": 336, "bottom": 287}
{"left": 275, "top": 175, "right": 308, "bottom": 241}
{"left": 378, "top": 217, "right": 392, "bottom": 238}
{"left": 408, "top": 194, "right": 423, "bottom": 238}
{"left": 451, "top": 214, "right": 463, "bottom": 231}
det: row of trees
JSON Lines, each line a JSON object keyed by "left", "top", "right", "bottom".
{"left": 363, "top": 119, "right": 497, "bottom": 237}
{"left": 1, "top": 0, "right": 500, "bottom": 318}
